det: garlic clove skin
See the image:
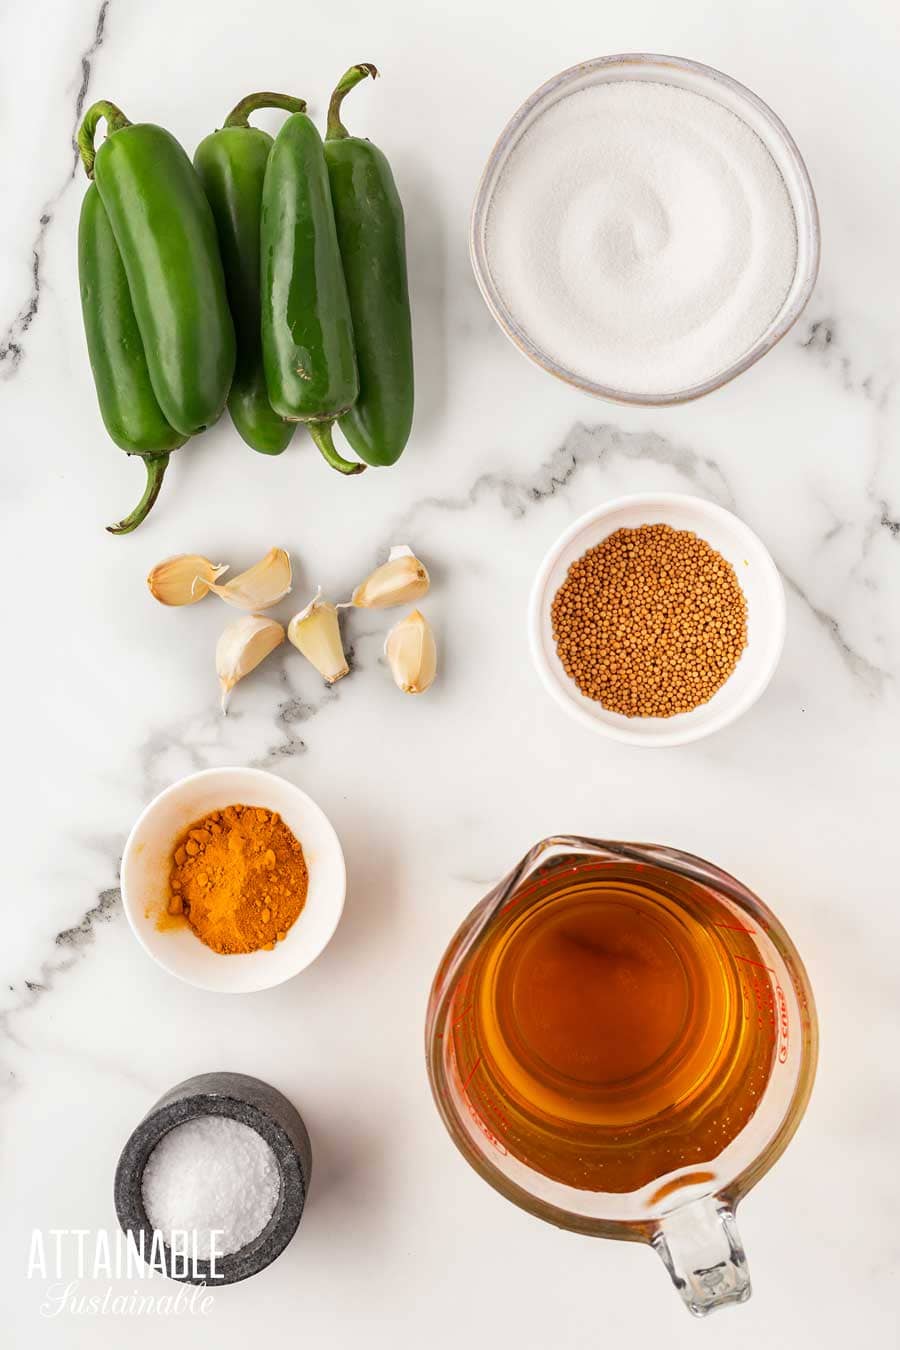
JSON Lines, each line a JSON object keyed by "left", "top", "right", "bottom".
{"left": 347, "top": 544, "right": 430, "bottom": 609}
{"left": 384, "top": 609, "right": 436, "bottom": 694}
{"left": 288, "top": 589, "right": 349, "bottom": 685}
{"left": 147, "top": 555, "right": 229, "bottom": 606}
{"left": 216, "top": 614, "right": 285, "bottom": 712}
{"left": 206, "top": 547, "right": 292, "bottom": 611}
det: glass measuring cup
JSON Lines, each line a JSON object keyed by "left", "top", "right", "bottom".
{"left": 426, "top": 837, "right": 817, "bottom": 1316}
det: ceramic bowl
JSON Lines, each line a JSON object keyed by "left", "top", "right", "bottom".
{"left": 121, "top": 767, "right": 346, "bottom": 992}
{"left": 471, "top": 53, "right": 820, "bottom": 405}
{"left": 528, "top": 493, "right": 786, "bottom": 746}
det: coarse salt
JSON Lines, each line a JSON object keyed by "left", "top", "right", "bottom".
{"left": 142, "top": 1115, "right": 280, "bottom": 1259}
{"left": 485, "top": 79, "right": 798, "bottom": 396}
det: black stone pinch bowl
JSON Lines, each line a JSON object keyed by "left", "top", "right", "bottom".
{"left": 114, "top": 1071, "right": 312, "bottom": 1286}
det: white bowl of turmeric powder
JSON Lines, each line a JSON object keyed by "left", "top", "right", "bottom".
{"left": 121, "top": 767, "right": 346, "bottom": 992}
{"left": 529, "top": 493, "right": 786, "bottom": 746}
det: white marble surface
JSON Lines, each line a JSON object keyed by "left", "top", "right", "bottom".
{"left": 2, "top": 0, "right": 899, "bottom": 1344}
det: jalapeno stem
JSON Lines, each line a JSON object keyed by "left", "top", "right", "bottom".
{"left": 308, "top": 422, "right": 366, "bottom": 475}
{"left": 77, "top": 100, "right": 131, "bottom": 179}
{"left": 326, "top": 63, "right": 379, "bottom": 141}
{"left": 223, "top": 92, "right": 308, "bottom": 129}
{"left": 106, "top": 455, "right": 169, "bottom": 534}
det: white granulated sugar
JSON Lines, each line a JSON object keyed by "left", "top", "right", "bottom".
{"left": 485, "top": 80, "right": 798, "bottom": 395}
{"left": 142, "top": 1116, "right": 280, "bottom": 1259}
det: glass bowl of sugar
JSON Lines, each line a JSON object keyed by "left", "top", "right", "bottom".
{"left": 472, "top": 54, "right": 819, "bottom": 404}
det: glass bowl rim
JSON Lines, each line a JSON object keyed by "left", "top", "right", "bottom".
{"left": 469, "top": 51, "right": 821, "bottom": 406}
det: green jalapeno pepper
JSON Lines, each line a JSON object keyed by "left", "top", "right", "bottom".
{"left": 325, "top": 64, "right": 414, "bottom": 467}
{"left": 260, "top": 108, "right": 364, "bottom": 474}
{"left": 195, "top": 93, "right": 306, "bottom": 456}
{"left": 78, "top": 183, "right": 187, "bottom": 533}
{"left": 78, "top": 100, "right": 235, "bottom": 438}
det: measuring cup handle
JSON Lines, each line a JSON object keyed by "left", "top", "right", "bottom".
{"left": 651, "top": 1197, "right": 752, "bottom": 1316}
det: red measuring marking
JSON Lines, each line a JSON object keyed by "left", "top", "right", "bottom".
{"left": 735, "top": 954, "right": 775, "bottom": 974}
{"left": 498, "top": 859, "right": 610, "bottom": 913}
{"left": 465, "top": 1097, "right": 509, "bottom": 1155}
{"left": 776, "top": 984, "right": 790, "bottom": 1063}
{"left": 460, "top": 1055, "right": 483, "bottom": 1095}
{"left": 713, "top": 921, "right": 757, "bottom": 934}
{"left": 451, "top": 1004, "right": 473, "bottom": 1028}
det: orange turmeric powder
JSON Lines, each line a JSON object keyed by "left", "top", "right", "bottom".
{"left": 166, "top": 804, "right": 308, "bottom": 954}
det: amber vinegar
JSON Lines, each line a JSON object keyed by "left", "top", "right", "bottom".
{"left": 453, "top": 861, "right": 776, "bottom": 1194}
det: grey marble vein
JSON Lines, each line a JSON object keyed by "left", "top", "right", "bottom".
{"left": 0, "top": 1, "right": 110, "bottom": 378}
{"left": 782, "top": 573, "right": 889, "bottom": 690}
{"left": 798, "top": 314, "right": 897, "bottom": 408}
{"left": 259, "top": 672, "right": 331, "bottom": 763}
{"left": 0, "top": 886, "right": 120, "bottom": 1066}
{"left": 860, "top": 497, "right": 900, "bottom": 560}
{"left": 255, "top": 627, "right": 382, "bottom": 765}
{"left": 390, "top": 422, "right": 736, "bottom": 535}
{"left": 801, "top": 318, "right": 835, "bottom": 351}
{"left": 136, "top": 704, "right": 228, "bottom": 798}
{"left": 344, "top": 623, "right": 390, "bottom": 673}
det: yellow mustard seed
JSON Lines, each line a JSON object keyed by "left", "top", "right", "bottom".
{"left": 550, "top": 523, "right": 748, "bottom": 718}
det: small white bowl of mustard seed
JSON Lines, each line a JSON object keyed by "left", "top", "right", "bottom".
{"left": 529, "top": 493, "right": 785, "bottom": 746}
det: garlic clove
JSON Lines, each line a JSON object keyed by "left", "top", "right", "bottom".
{"left": 347, "top": 544, "right": 430, "bottom": 610}
{"left": 288, "top": 589, "right": 349, "bottom": 685}
{"left": 384, "top": 609, "right": 436, "bottom": 694}
{"left": 147, "top": 554, "right": 229, "bottom": 606}
{"left": 216, "top": 614, "right": 285, "bottom": 712}
{"left": 206, "top": 546, "right": 292, "bottom": 610}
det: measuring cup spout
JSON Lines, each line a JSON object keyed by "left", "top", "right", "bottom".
{"left": 651, "top": 1197, "right": 751, "bottom": 1316}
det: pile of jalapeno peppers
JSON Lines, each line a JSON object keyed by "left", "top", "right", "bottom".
{"left": 77, "top": 65, "right": 413, "bottom": 534}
